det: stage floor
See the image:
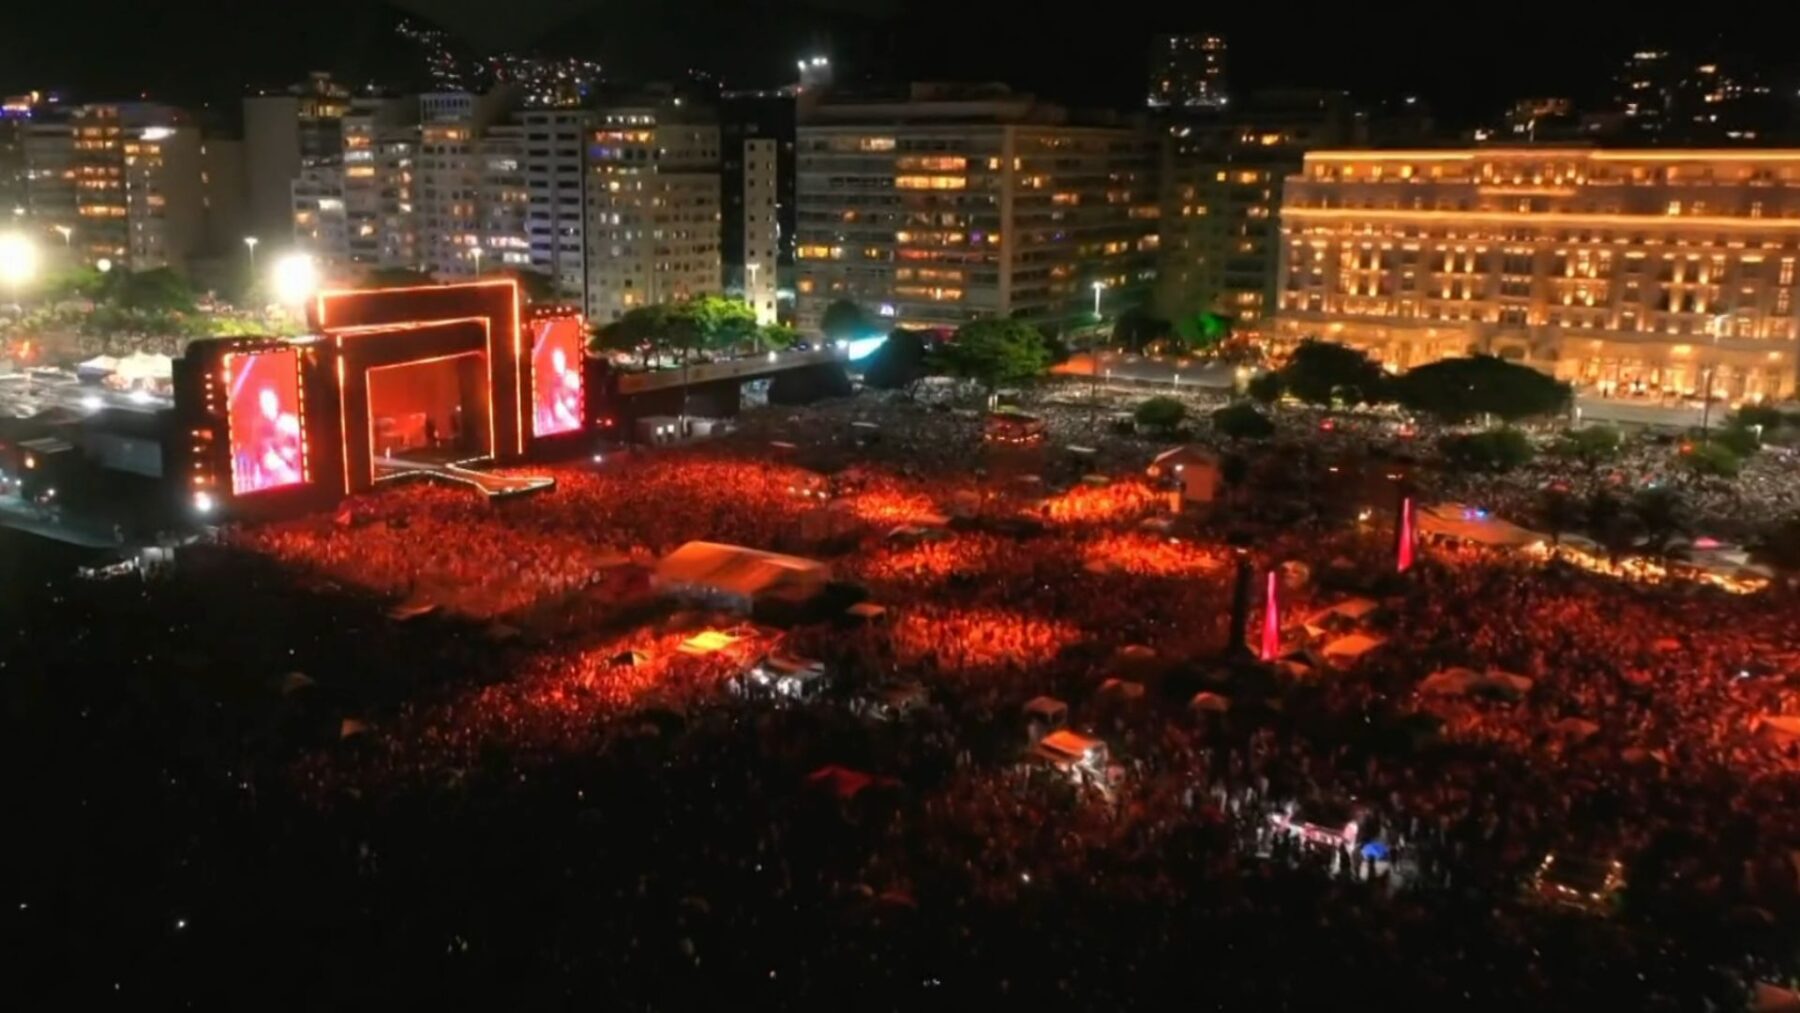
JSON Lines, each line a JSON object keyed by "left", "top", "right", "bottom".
{"left": 374, "top": 455, "right": 555, "bottom": 499}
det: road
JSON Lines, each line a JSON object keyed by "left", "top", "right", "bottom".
{"left": 0, "top": 368, "right": 172, "bottom": 420}
{"left": 1053, "top": 352, "right": 1242, "bottom": 392}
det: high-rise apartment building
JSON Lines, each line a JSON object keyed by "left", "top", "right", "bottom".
{"left": 244, "top": 73, "right": 350, "bottom": 245}
{"left": 518, "top": 109, "right": 591, "bottom": 296}
{"left": 415, "top": 90, "right": 527, "bottom": 278}
{"left": 741, "top": 138, "right": 780, "bottom": 325}
{"left": 292, "top": 96, "right": 420, "bottom": 271}
{"left": 1272, "top": 149, "right": 1800, "bottom": 401}
{"left": 583, "top": 102, "right": 722, "bottom": 322}
{"left": 64, "top": 103, "right": 205, "bottom": 271}
{"left": 1, "top": 93, "right": 45, "bottom": 220}
{"left": 1148, "top": 35, "right": 1228, "bottom": 111}
{"left": 22, "top": 112, "right": 76, "bottom": 230}
{"left": 795, "top": 84, "right": 1159, "bottom": 334}
{"left": 1158, "top": 89, "right": 1360, "bottom": 327}
{"left": 478, "top": 121, "right": 532, "bottom": 271}
{"left": 722, "top": 90, "right": 796, "bottom": 320}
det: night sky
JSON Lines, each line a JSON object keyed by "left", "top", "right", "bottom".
{"left": 2, "top": 0, "right": 1792, "bottom": 127}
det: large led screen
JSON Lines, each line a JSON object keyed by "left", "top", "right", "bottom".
{"left": 530, "top": 316, "right": 584, "bottom": 437}
{"left": 225, "top": 349, "right": 306, "bottom": 495}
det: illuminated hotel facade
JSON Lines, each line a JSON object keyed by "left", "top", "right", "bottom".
{"left": 1273, "top": 149, "right": 1800, "bottom": 401}
{"left": 795, "top": 84, "right": 1159, "bottom": 334}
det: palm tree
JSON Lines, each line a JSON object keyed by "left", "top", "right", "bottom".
{"left": 1538, "top": 487, "right": 1582, "bottom": 547}
{"left": 1585, "top": 489, "right": 1638, "bottom": 563}
{"left": 1630, "top": 486, "right": 1690, "bottom": 561}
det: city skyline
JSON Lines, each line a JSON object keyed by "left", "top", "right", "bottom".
{"left": 5, "top": 1, "right": 1798, "bottom": 128}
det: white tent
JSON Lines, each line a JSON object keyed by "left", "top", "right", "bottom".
{"left": 114, "top": 351, "right": 173, "bottom": 383}
{"left": 1323, "top": 632, "right": 1387, "bottom": 661}
{"left": 654, "top": 541, "right": 829, "bottom": 612}
{"left": 1419, "top": 502, "right": 1544, "bottom": 549}
{"left": 1420, "top": 668, "right": 1481, "bottom": 695}
{"left": 1303, "top": 596, "right": 1380, "bottom": 637}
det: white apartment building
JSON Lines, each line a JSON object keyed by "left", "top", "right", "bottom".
{"left": 417, "top": 93, "right": 484, "bottom": 277}
{"left": 519, "top": 109, "right": 590, "bottom": 297}
{"left": 583, "top": 104, "right": 722, "bottom": 322}
{"left": 795, "top": 85, "right": 1159, "bottom": 334}
{"left": 742, "top": 137, "right": 779, "bottom": 325}
{"left": 478, "top": 121, "right": 532, "bottom": 270}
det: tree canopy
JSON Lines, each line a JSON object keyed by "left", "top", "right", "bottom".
{"left": 1395, "top": 355, "right": 1571, "bottom": 423}
{"left": 1245, "top": 371, "right": 1284, "bottom": 406}
{"left": 1630, "top": 486, "right": 1690, "bottom": 559}
{"left": 1211, "top": 401, "right": 1275, "bottom": 440}
{"left": 1133, "top": 395, "right": 1187, "bottom": 432}
{"left": 1553, "top": 426, "right": 1621, "bottom": 470}
{"left": 586, "top": 297, "right": 762, "bottom": 363}
{"left": 1437, "top": 428, "right": 1534, "bottom": 472}
{"left": 1111, "top": 307, "right": 1169, "bottom": 352}
{"left": 1681, "top": 441, "right": 1741, "bottom": 478}
{"left": 863, "top": 327, "right": 932, "bottom": 390}
{"left": 933, "top": 318, "right": 1050, "bottom": 392}
{"left": 1278, "top": 339, "right": 1388, "bottom": 406}
{"left": 820, "top": 299, "right": 875, "bottom": 342}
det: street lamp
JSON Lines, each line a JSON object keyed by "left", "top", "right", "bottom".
{"left": 471, "top": 245, "right": 484, "bottom": 276}
{"left": 1091, "top": 280, "right": 1105, "bottom": 319}
{"left": 243, "top": 236, "right": 259, "bottom": 270}
{"left": 52, "top": 225, "right": 72, "bottom": 248}
{"left": 271, "top": 251, "right": 319, "bottom": 306}
{"left": 1700, "top": 312, "right": 1729, "bottom": 443}
{"left": 0, "top": 231, "right": 38, "bottom": 307}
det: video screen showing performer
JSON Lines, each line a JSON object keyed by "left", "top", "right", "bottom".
{"left": 225, "top": 349, "right": 306, "bottom": 495}
{"left": 530, "top": 316, "right": 584, "bottom": 437}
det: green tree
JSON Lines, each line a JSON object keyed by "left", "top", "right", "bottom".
{"left": 1585, "top": 489, "right": 1639, "bottom": 562}
{"left": 110, "top": 268, "right": 197, "bottom": 315}
{"left": 1758, "top": 514, "right": 1800, "bottom": 573}
{"left": 1211, "top": 401, "right": 1275, "bottom": 440}
{"left": 687, "top": 295, "right": 759, "bottom": 352}
{"left": 588, "top": 304, "right": 675, "bottom": 365}
{"left": 1733, "top": 404, "right": 1785, "bottom": 432}
{"left": 1711, "top": 423, "right": 1760, "bottom": 457}
{"left": 1134, "top": 395, "right": 1188, "bottom": 432}
{"left": 758, "top": 323, "right": 800, "bottom": 350}
{"left": 1395, "top": 355, "right": 1570, "bottom": 424}
{"left": 1553, "top": 425, "right": 1622, "bottom": 471}
{"left": 1246, "top": 371, "right": 1284, "bottom": 406}
{"left": 820, "top": 299, "right": 873, "bottom": 343}
{"left": 1538, "top": 487, "right": 1583, "bottom": 545}
{"left": 1630, "top": 486, "right": 1690, "bottom": 560}
{"left": 1111, "top": 306, "right": 1169, "bottom": 352}
{"left": 1437, "top": 428, "right": 1534, "bottom": 472}
{"left": 863, "top": 328, "right": 931, "bottom": 390}
{"left": 1173, "top": 310, "right": 1231, "bottom": 352}
{"left": 1278, "top": 339, "right": 1389, "bottom": 406}
{"left": 934, "top": 317, "right": 1050, "bottom": 394}
{"left": 1681, "top": 441, "right": 1741, "bottom": 478}
{"left": 43, "top": 265, "right": 107, "bottom": 302}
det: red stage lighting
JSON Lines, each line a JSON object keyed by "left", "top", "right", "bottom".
{"left": 530, "top": 316, "right": 584, "bottom": 437}
{"left": 224, "top": 349, "right": 307, "bottom": 495}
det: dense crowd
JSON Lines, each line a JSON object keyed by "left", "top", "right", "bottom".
{"left": 12, "top": 385, "right": 1800, "bottom": 1010}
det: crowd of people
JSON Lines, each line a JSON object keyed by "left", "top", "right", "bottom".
{"left": 12, "top": 384, "right": 1800, "bottom": 1009}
